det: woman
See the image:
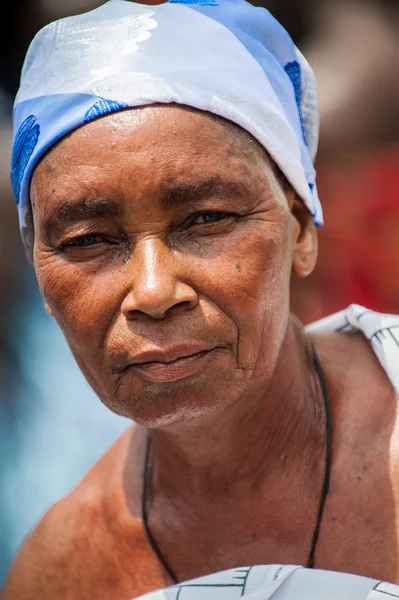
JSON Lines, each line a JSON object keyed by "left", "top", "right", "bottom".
{"left": 3, "top": 0, "right": 399, "bottom": 599}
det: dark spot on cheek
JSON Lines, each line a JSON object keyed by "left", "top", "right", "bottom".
{"left": 236, "top": 263, "right": 241, "bottom": 272}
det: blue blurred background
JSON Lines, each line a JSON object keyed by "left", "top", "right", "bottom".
{"left": 1, "top": 0, "right": 398, "bottom": 587}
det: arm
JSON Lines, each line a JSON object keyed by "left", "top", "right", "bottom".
{"left": 0, "top": 500, "right": 79, "bottom": 600}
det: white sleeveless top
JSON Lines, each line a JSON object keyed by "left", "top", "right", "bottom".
{"left": 137, "top": 306, "right": 399, "bottom": 600}
{"left": 307, "top": 304, "right": 399, "bottom": 395}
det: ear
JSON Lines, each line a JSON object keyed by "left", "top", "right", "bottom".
{"left": 44, "top": 302, "right": 55, "bottom": 318}
{"left": 288, "top": 191, "right": 318, "bottom": 278}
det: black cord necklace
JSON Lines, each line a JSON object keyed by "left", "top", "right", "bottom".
{"left": 141, "top": 345, "right": 332, "bottom": 583}
{"left": 307, "top": 346, "right": 332, "bottom": 568}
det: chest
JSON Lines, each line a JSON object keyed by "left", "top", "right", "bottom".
{"left": 67, "top": 437, "right": 399, "bottom": 598}
{"left": 62, "top": 489, "right": 399, "bottom": 600}
{"left": 313, "top": 463, "right": 399, "bottom": 583}
{"left": 79, "top": 503, "right": 399, "bottom": 600}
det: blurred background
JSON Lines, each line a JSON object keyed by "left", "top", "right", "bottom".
{"left": 0, "top": 0, "right": 398, "bottom": 586}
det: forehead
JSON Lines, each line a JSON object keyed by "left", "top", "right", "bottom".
{"left": 31, "top": 106, "right": 274, "bottom": 231}
{"left": 32, "top": 105, "right": 266, "bottom": 192}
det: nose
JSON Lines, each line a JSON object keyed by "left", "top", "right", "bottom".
{"left": 120, "top": 238, "right": 198, "bottom": 320}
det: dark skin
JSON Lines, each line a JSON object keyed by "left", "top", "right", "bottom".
{"left": 2, "top": 105, "right": 399, "bottom": 600}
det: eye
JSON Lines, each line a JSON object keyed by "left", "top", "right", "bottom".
{"left": 59, "top": 233, "right": 123, "bottom": 262}
{"left": 191, "top": 211, "right": 235, "bottom": 226}
{"left": 62, "top": 234, "right": 107, "bottom": 248}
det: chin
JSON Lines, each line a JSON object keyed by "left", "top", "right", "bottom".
{"left": 101, "top": 375, "right": 241, "bottom": 429}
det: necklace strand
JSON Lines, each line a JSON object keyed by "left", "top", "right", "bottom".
{"left": 141, "top": 345, "right": 332, "bottom": 583}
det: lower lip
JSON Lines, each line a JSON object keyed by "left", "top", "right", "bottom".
{"left": 129, "top": 350, "right": 214, "bottom": 382}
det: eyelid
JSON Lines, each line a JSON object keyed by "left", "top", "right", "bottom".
{"left": 60, "top": 232, "right": 120, "bottom": 250}
{"left": 188, "top": 210, "right": 237, "bottom": 225}
{"left": 189, "top": 210, "right": 240, "bottom": 227}
{"left": 61, "top": 233, "right": 101, "bottom": 246}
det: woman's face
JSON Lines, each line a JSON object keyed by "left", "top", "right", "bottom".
{"left": 30, "top": 105, "right": 315, "bottom": 428}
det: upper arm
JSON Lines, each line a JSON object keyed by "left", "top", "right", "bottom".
{"left": 1, "top": 500, "right": 73, "bottom": 600}
{"left": 1, "top": 431, "right": 134, "bottom": 600}
{"left": 0, "top": 486, "right": 105, "bottom": 600}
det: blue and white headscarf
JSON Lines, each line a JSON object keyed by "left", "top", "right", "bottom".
{"left": 11, "top": 0, "right": 322, "bottom": 253}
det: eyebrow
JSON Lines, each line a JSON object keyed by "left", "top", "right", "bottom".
{"left": 39, "top": 197, "right": 121, "bottom": 237}
{"left": 160, "top": 176, "right": 247, "bottom": 210}
{"left": 39, "top": 176, "right": 247, "bottom": 238}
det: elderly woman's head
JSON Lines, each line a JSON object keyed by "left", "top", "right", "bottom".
{"left": 11, "top": 0, "right": 321, "bottom": 427}
{"left": 30, "top": 105, "right": 317, "bottom": 426}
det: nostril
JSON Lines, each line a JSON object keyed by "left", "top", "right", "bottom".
{"left": 167, "top": 299, "right": 197, "bottom": 315}
{"left": 121, "top": 288, "right": 198, "bottom": 321}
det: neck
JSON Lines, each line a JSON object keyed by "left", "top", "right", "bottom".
{"left": 148, "top": 316, "right": 325, "bottom": 503}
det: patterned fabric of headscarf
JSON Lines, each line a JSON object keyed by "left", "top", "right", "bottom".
{"left": 11, "top": 0, "right": 322, "bottom": 254}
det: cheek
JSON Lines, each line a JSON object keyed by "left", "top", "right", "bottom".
{"left": 36, "top": 255, "right": 122, "bottom": 361}
{"left": 198, "top": 221, "right": 292, "bottom": 368}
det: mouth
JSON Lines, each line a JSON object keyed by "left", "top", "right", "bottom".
{"left": 124, "top": 346, "right": 223, "bottom": 383}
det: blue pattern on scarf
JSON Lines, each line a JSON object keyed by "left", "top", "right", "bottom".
{"left": 170, "top": 0, "right": 218, "bottom": 5}
{"left": 284, "top": 61, "right": 307, "bottom": 146}
{"left": 11, "top": 115, "right": 40, "bottom": 204}
{"left": 84, "top": 98, "right": 128, "bottom": 123}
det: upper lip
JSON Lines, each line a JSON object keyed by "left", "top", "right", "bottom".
{"left": 130, "top": 345, "right": 217, "bottom": 366}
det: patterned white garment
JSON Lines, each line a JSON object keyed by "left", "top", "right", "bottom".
{"left": 137, "top": 305, "right": 399, "bottom": 600}
{"left": 307, "top": 304, "right": 399, "bottom": 395}
{"left": 137, "top": 565, "right": 399, "bottom": 600}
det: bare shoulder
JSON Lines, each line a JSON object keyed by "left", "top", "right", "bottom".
{"left": 311, "top": 328, "right": 398, "bottom": 414}
{"left": 1, "top": 425, "right": 157, "bottom": 600}
{"left": 311, "top": 328, "right": 399, "bottom": 475}
{"left": 1, "top": 489, "right": 97, "bottom": 600}
{"left": 309, "top": 329, "right": 399, "bottom": 581}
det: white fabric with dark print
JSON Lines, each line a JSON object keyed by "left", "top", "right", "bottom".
{"left": 136, "top": 564, "right": 399, "bottom": 600}
{"left": 307, "top": 304, "right": 399, "bottom": 395}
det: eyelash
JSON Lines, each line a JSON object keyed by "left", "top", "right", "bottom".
{"left": 60, "top": 211, "right": 237, "bottom": 250}
{"left": 189, "top": 211, "right": 236, "bottom": 226}
{"left": 62, "top": 234, "right": 111, "bottom": 248}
